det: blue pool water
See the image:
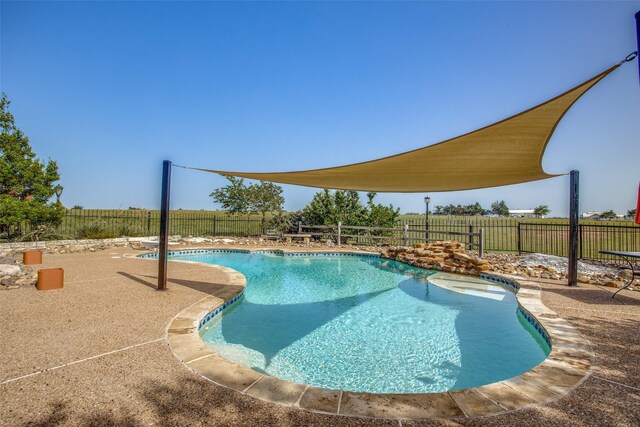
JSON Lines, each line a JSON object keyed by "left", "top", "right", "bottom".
{"left": 172, "top": 251, "right": 550, "bottom": 393}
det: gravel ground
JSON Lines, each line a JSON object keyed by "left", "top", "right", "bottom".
{"left": 516, "top": 253, "right": 620, "bottom": 276}
{"left": 1, "top": 247, "right": 639, "bottom": 426}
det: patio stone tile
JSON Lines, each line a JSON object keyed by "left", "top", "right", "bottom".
{"left": 502, "top": 376, "right": 559, "bottom": 401}
{"left": 187, "top": 354, "right": 263, "bottom": 392}
{"left": 475, "top": 382, "right": 536, "bottom": 410}
{"left": 245, "top": 376, "right": 308, "bottom": 405}
{"left": 547, "top": 353, "right": 592, "bottom": 372}
{"left": 298, "top": 386, "right": 341, "bottom": 414}
{"left": 521, "top": 363, "right": 585, "bottom": 394}
{"left": 168, "top": 316, "right": 198, "bottom": 331}
{"left": 448, "top": 388, "right": 505, "bottom": 417}
{"left": 339, "top": 391, "right": 464, "bottom": 419}
{"left": 167, "top": 333, "right": 215, "bottom": 363}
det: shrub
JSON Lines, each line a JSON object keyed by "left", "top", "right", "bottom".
{"left": 76, "top": 224, "right": 117, "bottom": 239}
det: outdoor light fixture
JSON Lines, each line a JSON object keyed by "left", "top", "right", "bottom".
{"left": 55, "top": 185, "right": 63, "bottom": 202}
{"left": 424, "top": 195, "right": 431, "bottom": 241}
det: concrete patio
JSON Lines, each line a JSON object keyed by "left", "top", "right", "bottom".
{"left": 1, "top": 247, "right": 639, "bottom": 426}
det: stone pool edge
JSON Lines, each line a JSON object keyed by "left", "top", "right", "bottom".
{"left": 150, "top": 248, "right": 593, "bottom": 420}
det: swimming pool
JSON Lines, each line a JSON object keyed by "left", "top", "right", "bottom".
{"left": 170, "top": 250, "right": 550, "bottom": 394}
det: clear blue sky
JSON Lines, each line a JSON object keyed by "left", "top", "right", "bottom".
{"left": 2, "top": 1, "right": 639, "bottom": 217}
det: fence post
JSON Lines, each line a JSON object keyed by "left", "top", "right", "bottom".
{"left": 468, "top": 224, "right": 474, "bottom": 250}
{"left": 147, "top": 211, "right": 151, "bottom": 236}
{"left": 213, "top": 216, "right": 217, "bottom": 236}
{"left": 298, "top": 221, "right": 302, "bottom": 234}
{"left": 517, "top": 222, "right": 522, "bottom": 254}
{"left": 158, "top": 160, "right": 171, "bottom": 291}
{"left": 479, "top": 228, "right": 484, "bottom": 258}
{"left": 568, "top": 170, "right": 579, "bottom": 287}
{"left": 337, "top": 222, "right": 341, "bottom": 247}
{"left": 403, "top": 223, "right": 409, "bottom": 246}
{"left": 578, "top": 224, "right": 583, "bottom": 260}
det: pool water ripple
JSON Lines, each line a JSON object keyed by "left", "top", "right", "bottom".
{"left": 174, "top": 251, "right": 550, "bottom": 393}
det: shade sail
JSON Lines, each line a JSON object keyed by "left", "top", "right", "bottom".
{"left": 196, "top": 64, "right": 619, "bottom": 192}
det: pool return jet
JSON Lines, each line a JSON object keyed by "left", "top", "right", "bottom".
{"left": 155, "top": 51, "right": 638, "bottom": 291}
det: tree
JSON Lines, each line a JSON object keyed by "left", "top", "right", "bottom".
{"left": 302, "top": 189, "right": 366, "bottom": 226}
{"left": 432, "top": 202, "right": 486, "bottom": 216}
{"left": 464, "top": 202, "right": 486, "bottom": 216}
{"left": 599, "top": 210, "right": 617, "bottom": 220}
{"left": 365, "top": 192, "right": 400, "bottom": 228}
{"left": 301, "top": 190, "right": 399, "bottom": 241}
{"left": 303, "top": 190, "right": 399, "bottom": 226}
{"left": 533, "top": 205, "right": 550, "bottom": 218}
{"left": 210, "top": 177, "right": 284, "bottom": 229}
{"left": 0, "top": 94, "right": 64, "bottom": 239}
{"left": 247, "top": 181, "right": 285, "bottom": 228}
{"left": 490, "top": 200, "right": 510, "bottom": 216}
{"left": 627, "top": 209, "right": 636, "bottom": 219}
{"left": 210, "top": 176, "right": 251, "bottom": 214}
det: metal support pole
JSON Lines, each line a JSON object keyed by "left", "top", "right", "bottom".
{"left": 478, "top": 228, "right": 484, "bottom": 258}
{"left": 403, "top": 223, "right": 409, "bottom": 246}
{"left": 425, "top": 200, "right": 430, "bottom": 242}
{"left": 298, "top": 221, "right": 302, "bottom": 234}
{"left": 517, "top": 222, "right": 522, "bottom": 254}
{"left": 158, "top": 160, "right": 172, "bottom": 291}
{"left": 337, "top": 221, "right": 341, "bottom": 247}
{"left": 635, "top": 11, "right": 640, "bottom": 84}
{"left": 568, "top": 170, "right": 579, "bottom": 287}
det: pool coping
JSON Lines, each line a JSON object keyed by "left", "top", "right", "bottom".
{"left": 147, "top": 248, "right": 593, "bottom": 420}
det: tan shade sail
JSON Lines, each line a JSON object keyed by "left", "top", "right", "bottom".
{"left": 196, "top": 64, "right": 619, "bottom": 192}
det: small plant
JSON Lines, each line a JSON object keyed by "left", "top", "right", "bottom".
{"left": 76, "top": 223, "right": 117, "bottom": 239}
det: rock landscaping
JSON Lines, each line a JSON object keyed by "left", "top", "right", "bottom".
{"left": 380, "top": 241, "right": 638, "bottom": 290}
{"left": 0, "top": 253, "right": 38, "bottom": 290}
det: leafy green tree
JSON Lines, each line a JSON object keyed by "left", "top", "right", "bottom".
{"left": 627, "top": 209, "right": 636, "bottom": 219}
{"left": 464, "top": 202, "right": 486, "bottom": 216}
{"left": 490, "top": 200, "right": 510, "bottom": 216}
{"left": 247, "top": 180, "right": 285, "bottom": 228}
{"left": 300, "top": 190, "right": 398, "bottom": 243}
{"left": 302, "top": 189, "right": 366, "bottom": 226}
{"left": 210, "top": 176, "right": 284, "bottom": 228}
{"left": 365, "top": 192, "right": 400, "bottom": 228}
{"left": 599, "top": 210, "right": 617, "bottom": 220}
{"left": 433, "top": 202, "right": 486, "bottom": 216}
{"left": 210, "top": 176, "right": 251, "bottom": 214}
{"left": 0, "top": 94, "right": 63, "bottom": 239}
{"left": 533, "top": 205, "right": 550, "bottom": 218}
{"left": 301, "top": 190, "right": 399, "bottom": 242}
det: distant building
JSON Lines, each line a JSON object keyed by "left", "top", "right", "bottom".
{"left": 581, "top": 211, "right": 625, "bottom": 220}
{"left": 509, "top": 209, "right": 538, "bottom": 218}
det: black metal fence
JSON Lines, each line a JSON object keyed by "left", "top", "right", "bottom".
{"left": 403, "top": 218, "right": 638, "bottom": 263}
{"left": 6, "top": 210, "right": 638, "bottom": 263}
{"left": 14, "top": 210, "right": 265, "bottom": 240}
